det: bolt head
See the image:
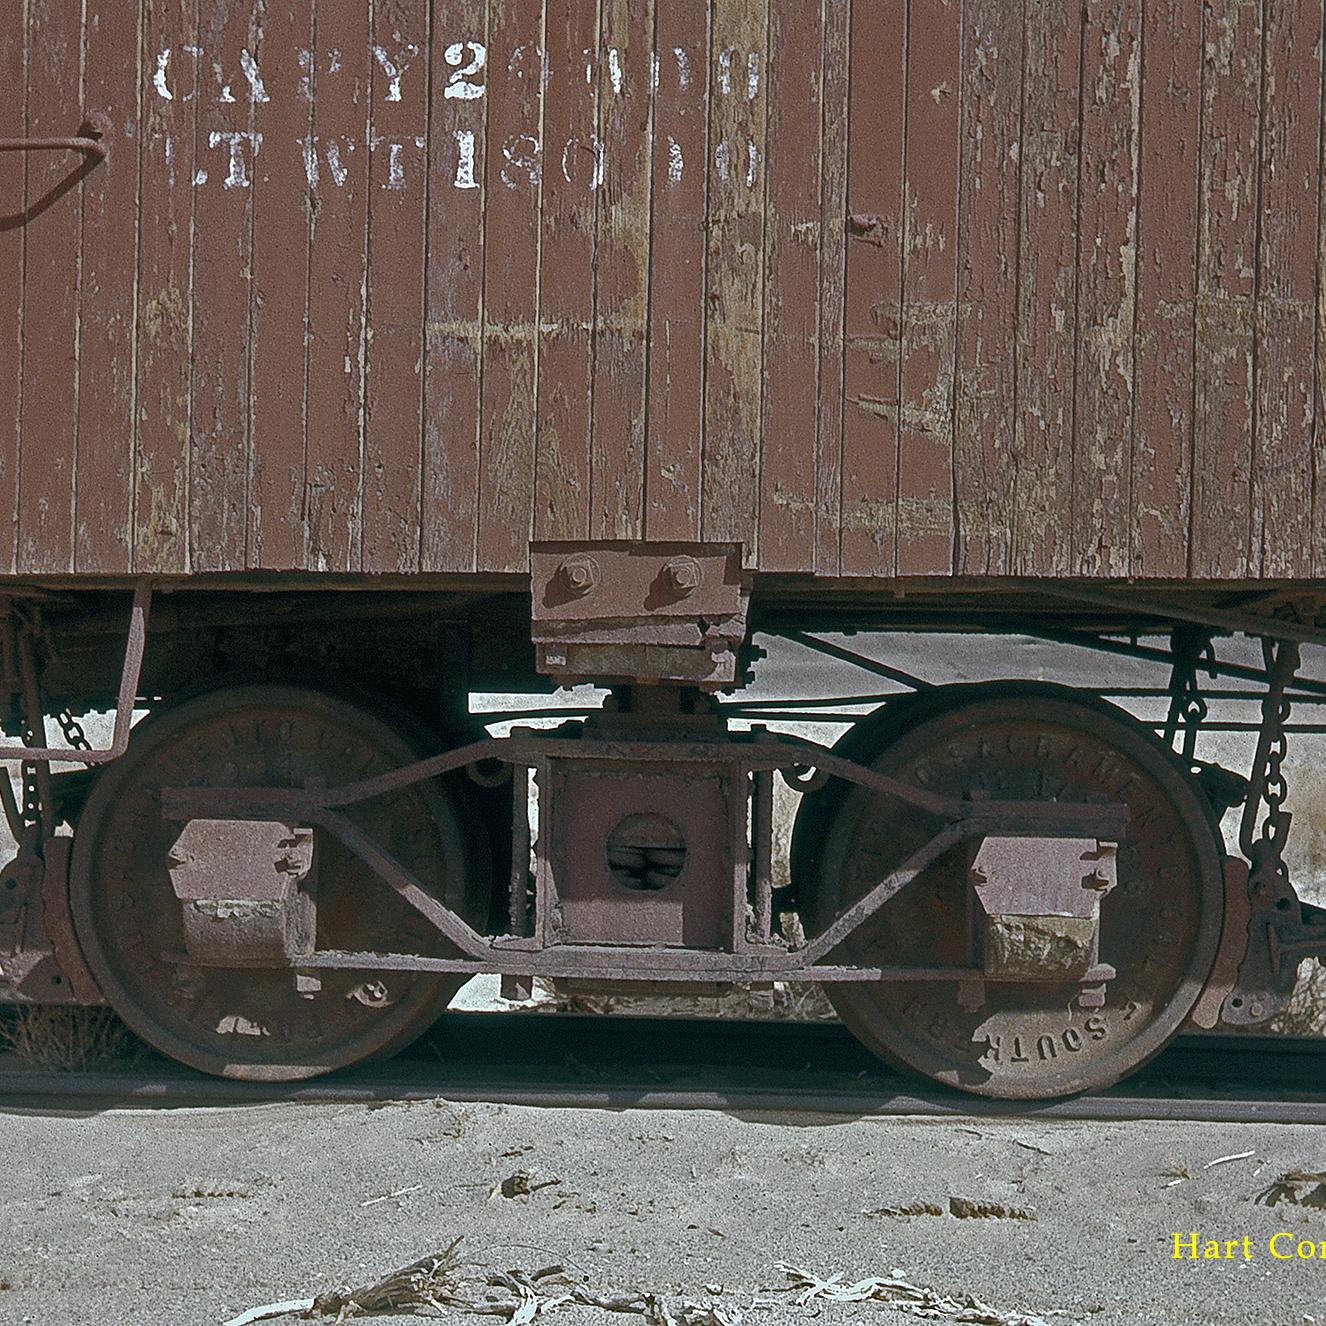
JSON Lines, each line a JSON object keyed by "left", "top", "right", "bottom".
{"left": 557, "top": 553, "right": 599, "bottom": 597}
{"left": 662, "top": 555, "right": 702, "bottom": 595}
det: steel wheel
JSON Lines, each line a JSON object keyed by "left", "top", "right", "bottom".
{"left": 70, "top": 685, "right": 489, "bottom": 1081}
{"left": 795, "top": 684, "right": 1224, "bottom": 1099}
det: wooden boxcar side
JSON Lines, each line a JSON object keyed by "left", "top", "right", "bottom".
{"left": 3, "top": 0, "right": 1323, "bottom": 582}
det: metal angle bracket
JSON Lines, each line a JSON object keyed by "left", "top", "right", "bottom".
{"left": 529, "top": 542, "right": 750, "bottom": 689}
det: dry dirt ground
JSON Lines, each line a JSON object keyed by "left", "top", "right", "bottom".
{"left": 2, "top": 1093, "right": 1326, "bottom": 1326}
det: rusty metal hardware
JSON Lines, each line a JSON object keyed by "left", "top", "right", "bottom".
{"left": 217, "top": 948, "right": 1117, "bottom": 986}
{"left": 970, "top": 837, "right": 1118, "bottom": 986}
{"left": 162, "top": 729, "right": 1129, "bottom": 837}
{"left": 1188, "top": 857, "right": 1254, "bottom": 1030}
{"left": 1163, "top": 626, "right": 1214, "bottom": 763}
{"left": 749, "top": 766, "right": 775, "bottom": 944}
{"left": 797, "top": 687, "right": 1227, "bottom": 1100}
{"left": 530, "top": 542, "right": 749, "bottom": 689}
{"left": 661, "top": 556, "right": 702, "bottom": 596}
{"left": 1239, "top": 638, "right": 1300, "bottom": 861}
{"left": 159, "top": 719, "right": 1128, "bottom": 986}
{"left": 542, "top": 761, "right": 736, "bottom": 949}
{"left": 56, "top": 707, "right": 93, "bottom": 754}
{"left": 555, "top": 553, "right": 600, "bottom": 598}
{"left": 167, "top": 820, "right": 317, "bottom": 967}
{"left": 1221, "top": 638, "right": 1317, "bottom": 1026}
{"left": 508, "top": 766, "right": 532, "bottom": 938}
{"left": 1219, "top": 844, "right": 1326, "bottom": 1027}
{"left": 0, "top": 833, "right": 99, "bottom": 1004}
{"left": 36, "top": 835, "right": 102, "bottom": 1003}
{"left": 68, "top": 686, "right": 486, "bottom": 1081}
{"left": 0, "top": 771, "right": 22, "bottom": 841}
{"left": 0, "top": 131, "right": 108, "bottom": 164}
{"left": 1266, "top": 902, "right": 1326, "bottom": 971}
{"left": 0, "top": 580, "right": 151, "bottom": 765}
{"left": 1036, "top": 586, "right": 1326, "bottom": 651}
{"left": 9, "top": 605, "right": 55, "bottom": 835}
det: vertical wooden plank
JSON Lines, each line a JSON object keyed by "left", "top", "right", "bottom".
{"left": 700, "top": 0, "right": 768, "bottom": 557}
{"left": 362, "top": 0, "right": 430, "bottom": 572}
{"left": 757, "top": 0, "right": 822, "bottom": 571}
{"left": 1251, "top": 0, "right": 1319, "bottom": 578}
{"left": 247, "top": 0, "right": 315, "bottom": 570}
{"left": 534, "top": 0, "right": 598, "bottom": 542}
{"left": 813, "top": 0, "right": 849, "bottom": 576}
{"left": 895, "top": 0, "right": 960, "bottom": 577}
{"left": 303, "top": 5, "right": 370, "bottom": 572}
{"left": 18, "top": 0, "right": 84, "bottom": 575}
{"left": 1072, "top": 0, "right": 1141, "bottom": 578}
{"left": 188, "top": 0, "right": 255, "bottom": 572}
{"left": 476, "top": 0, "right": 542, "bottom": 573}
{"left": 839, "top": 0, "right": 905, "bottom": 577}
{"left": 589, "top": 0, "right": 654, "bottom": 541}
{"left": 76, "top": 4, "right": 140, "bottom": 574}
{"left": 953, "top": 0, "right": 1020, "bottom": 576}
{"left": 0, "top": 7, "right": 26, "bottom": 575}
{"left": 644, "top": 2, "right": 708, "bottom": 543}
{"left": 421, "top": 0, "right": 487, "bottom": 572}
{"left": 1012, "top": 0, "right": 1081, "bottom": 576}
{"left": 134, "top": 0, "right": 197, "bottom": 573}
{"left": 1190, "top": 0, "right": 1261, "bottom": 580}
{"left": 1130, "top": 0, "right": 1201, "bottom": 578}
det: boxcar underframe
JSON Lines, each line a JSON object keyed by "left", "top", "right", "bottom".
{"left": 0, "top": 569, "right": 1324, "bottom": 1099}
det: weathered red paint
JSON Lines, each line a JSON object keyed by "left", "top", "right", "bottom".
{"left": 3, "top": 1, "right": 1323, "bottom": 582}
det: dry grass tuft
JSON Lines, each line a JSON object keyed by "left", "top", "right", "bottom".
{"left": 1257, "top": 1170, "right": 1326, "bottom": 1209}
{"left": 864, "top": 1201, "right": 944, "bottom": 1218}
{"left": 0, "top": 1006, "right": 143, "bottom": 1072}
{"left": 536, "top": 978, "right": 838, "bottom": 1023}
{"left": 947, "top": 1197, "right": 1036, "bottom": 1221}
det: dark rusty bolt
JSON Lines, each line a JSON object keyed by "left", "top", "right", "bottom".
{"left": 557, "top": 553, "right": 600, "bottom": 598}
{"left": 662, "top": 555, "right": 703, "bottom": 597}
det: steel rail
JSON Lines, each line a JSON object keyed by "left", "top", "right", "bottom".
{"left": 1, "top": 1020, "right": 1323, "bottom": 1123}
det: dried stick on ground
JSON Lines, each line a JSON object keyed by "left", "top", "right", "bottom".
{"left": 774, "top": 1263, "right": 1057, "bottom": 1326}
{"left": 308, "top": 1240, "right": 467, "bottom": 1320}
{"left": 224, "top": 1244, "right": 741, "bottom": 1326}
